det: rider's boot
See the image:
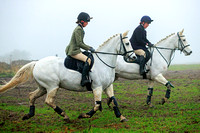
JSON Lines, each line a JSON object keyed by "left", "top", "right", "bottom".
{"left": 139, "top": 55, "right": 146, "bottom": 75}
{"left": 81, "top": 62, "right": 90, "bottom": 87}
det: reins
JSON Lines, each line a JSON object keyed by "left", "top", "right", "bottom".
{"left": 93, "top": 50, "right": 134, "bottom": 56}
{"left": 150, "top": 46, "right": 176, "bottom": 67}
{"left": 150, "top": 32, "right": 190, "bottom": 67}
{"left": 92, "top": 34, "right": 132, "bottom": 69}
{"left": 94, "top": 53, "right": 116, "bottom": 68}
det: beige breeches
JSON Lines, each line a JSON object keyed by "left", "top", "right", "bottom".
{"left": 71, "top": 53, "right": 91, "bottom": 65}
{"left": 134, "top": 49, "right": 146, "bottom": 58}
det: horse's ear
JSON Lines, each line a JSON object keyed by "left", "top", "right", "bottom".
{"left": 180, "top": 29, "right": 184, "bottom": 35}
{"left": 122, "top": 30, "right": 129, "bottom": 37}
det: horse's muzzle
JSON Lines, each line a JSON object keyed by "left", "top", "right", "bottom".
{"left": 187, "top": 51, "right": 192, "bottom": 56}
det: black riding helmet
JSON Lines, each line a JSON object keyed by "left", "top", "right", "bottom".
{"left": 77, "top": 12, "right": 93, "bottom": 23}
{"left": 141, "top": 16, "right": 153, "bottom": 24}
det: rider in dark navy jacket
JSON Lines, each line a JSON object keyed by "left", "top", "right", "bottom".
{"left": 130, "top": 24, "right": 151, "bottom": 51}
{"left": 130, "top": 16, "right": 154, "bottom": 75}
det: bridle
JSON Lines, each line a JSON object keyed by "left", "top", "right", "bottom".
{"left": 93, "top": 34, "right": 133, "bottom": 68}
{"left": 150, "top": 32, "right": 190, "bottom": 67}
{"left": 177, "top": 32, "right": 190, "bottom": 54}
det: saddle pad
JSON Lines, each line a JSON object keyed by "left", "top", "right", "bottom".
{"left": 64, "top": 51, "right": 94, "bottom": 73}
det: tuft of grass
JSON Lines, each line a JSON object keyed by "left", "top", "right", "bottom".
{"left": 0, "top": 72, "right": 14, "bottom": 78}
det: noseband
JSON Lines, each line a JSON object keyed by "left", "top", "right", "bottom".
{"left": 177, "top": 32, "right": 190, "bottom": 54}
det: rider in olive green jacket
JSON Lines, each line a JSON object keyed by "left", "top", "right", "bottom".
{"left": 65, "top": 12, "right": 95, "bottom": 87}
{"left": 65, "top": 24, "right": 91, "bottom": 56}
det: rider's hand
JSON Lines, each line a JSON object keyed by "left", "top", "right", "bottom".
{"left": 148, "top": 43, "right": 154, "bottom": 47}
{"left": 89, "top": 47, "right": 95, "bottom": 52}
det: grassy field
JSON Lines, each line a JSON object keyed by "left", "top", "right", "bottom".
{"left": 169, "top": 64, "right": 200, "bottom": 71}
{"left": 0, "top": 64, "right": 199, "bottom": 132}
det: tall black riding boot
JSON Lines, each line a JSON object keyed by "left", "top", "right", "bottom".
{"left": 81, "top": 62, "right": 90, "bottom": 87}
{"left": 139, "top": 56, "right": 146, "bottom": 75}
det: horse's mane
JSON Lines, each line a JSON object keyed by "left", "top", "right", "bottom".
{"left": 96, "top": 34, "right": 119, "bottom": 51}
{"left": 155, "top": 33, "right": 175, "bottom": 46}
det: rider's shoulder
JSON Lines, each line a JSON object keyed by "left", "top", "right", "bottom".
{"left": 134, "top": 25, "right": 143, "bottom": 32}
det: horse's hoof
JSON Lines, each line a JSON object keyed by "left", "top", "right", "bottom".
{"left": 22, "top": 114, "right": 33, "bottom": 120}
{"left": 120, "top": 118, "right": 128, "bottom": 122}
{"left": 149, "top": 104, "right": 154, "bottom": 108}
{"left": 107, "top": 98, "right": 112, "bottom": 109}
{"left": 64, "top": 118, "right": 71, "bottom": 123}
{"left": 78, "top": 113, "right": 90, "bottom": 119}
{"left": 161, "top": 98, "right": 166, "bottom": 105}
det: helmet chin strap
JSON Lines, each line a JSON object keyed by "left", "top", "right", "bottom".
{"left": 81, "top": 20, "right": 85, "bottom": 25}
{"left": 78, "top": 22, "right": 84, "bottom": 28}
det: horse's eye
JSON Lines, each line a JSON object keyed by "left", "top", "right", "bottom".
{"left": 183, "top": 39, "right": 186, "bottom": 41}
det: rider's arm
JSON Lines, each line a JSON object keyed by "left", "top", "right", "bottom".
{"left": 74, "top": 28, "right": 91, "bottom": 50}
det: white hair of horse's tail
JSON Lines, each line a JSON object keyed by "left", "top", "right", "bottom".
{"left": 0, "top": 61, "right": 36, "bottom": 93}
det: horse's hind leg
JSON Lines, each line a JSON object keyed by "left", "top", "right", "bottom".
{"left": 45, "top": 88, "right": 70, "bottom": 122}
{"left": 147, "top": 80, "right": 154, "bottom": 107}
{"left": 22, "top": 86, "right": 47, "bottom": 120}
{"left": 105, "top": 84, "right": 127, "bottom": 122}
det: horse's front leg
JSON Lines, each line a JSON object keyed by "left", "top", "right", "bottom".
{"left": 162, "top": 81, "right": 174, "bottom": 104}
{"left": 105, "top": 84, "right": 127, "bottom": 122}
{"left": 78, "top": 86, "right": 103, "bottom": 118}
{"left": 154, "top": 74, "right": 174, "bottom": 105}
{"left": 147, "top": 80, "right": 154, "bottom": 107}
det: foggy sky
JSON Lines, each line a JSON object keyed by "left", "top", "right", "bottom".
{"left": 0, "top": 0, "right": 200, "bottom": 64}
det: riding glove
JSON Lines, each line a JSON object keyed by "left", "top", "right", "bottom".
{"left": 148, "top": 43, "right": 154, "bottom": 47}
{"left": 89, "top": 47, "right": 95, "bottom": 52}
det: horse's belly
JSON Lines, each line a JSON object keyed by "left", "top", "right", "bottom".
{"left": 60, "top": 82, "right": 87, "bottom": 92}
{"left": 116, "top": 72, "right": 143, "bottom": 80}
{"left": 59, "top": 69, "right": 88, "bottom": 92}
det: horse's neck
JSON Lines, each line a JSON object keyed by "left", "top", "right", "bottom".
{"left": 153, "top": 34, "right": 178, "bottom": 64}
{"left": 95, "top": 36, "right": 119, "bottom": 66}
{"left": 96, "top": 37, "right": 119, "bottom": 53}
{"left": 157, "top": 35, "right": 177, "bottom": 48}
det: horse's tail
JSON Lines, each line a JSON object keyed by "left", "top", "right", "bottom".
{"left": 0, "top": 61, "right": 37, "bottom": 93}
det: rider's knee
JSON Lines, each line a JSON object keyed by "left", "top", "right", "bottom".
{"left": 87, "top": 58, "right": 91, "bottom": 65}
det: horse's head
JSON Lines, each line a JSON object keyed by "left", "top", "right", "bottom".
{"left": 176, "top": 29, "right": 192, "bottom": 56}
{"left": 117, "top": 30, "right": 133, "bottom": 57}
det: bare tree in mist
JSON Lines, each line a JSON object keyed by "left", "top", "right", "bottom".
{"left": 0, "top": 49, "right": 31, "bottom": 64}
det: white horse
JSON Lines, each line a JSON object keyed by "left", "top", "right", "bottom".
{"left": 115, "top": 29, "right": 192, "bottom": 107}
{"left": 0, "top": 31, "right": 132, "bottom": 122}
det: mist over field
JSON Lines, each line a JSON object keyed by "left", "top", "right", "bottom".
{"left": 0, "top": 0, "right": 200, "bottom": 64}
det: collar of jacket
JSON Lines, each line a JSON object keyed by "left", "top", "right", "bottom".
{"left": 139, "top": 24, "right": 145, "bottom": 30}
{"left": 78, "top": 24, "right": 85, "bottom": 35}
{"left": 78, "top": 24, "right": 83, "bottom": 29}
